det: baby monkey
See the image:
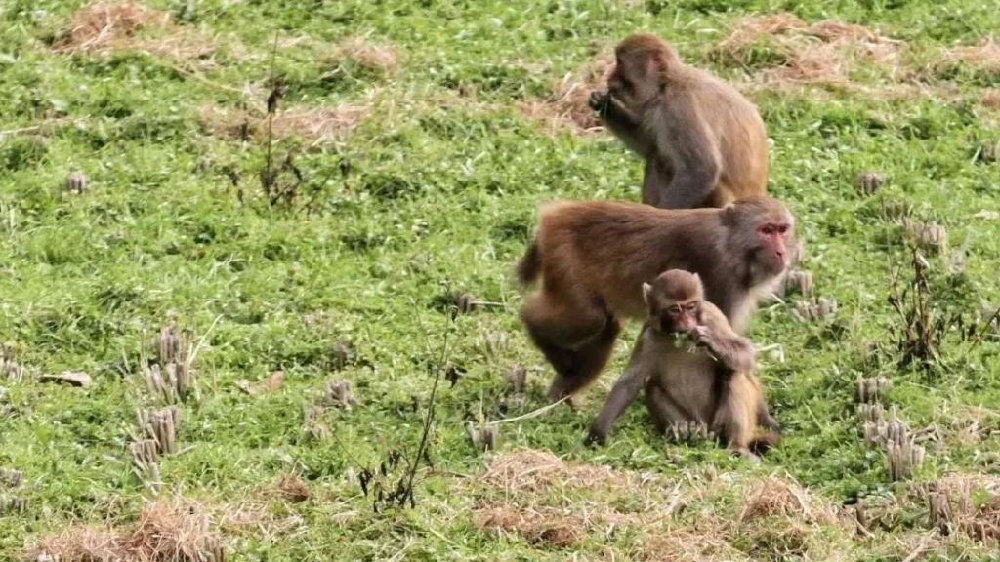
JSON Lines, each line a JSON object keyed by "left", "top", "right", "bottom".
{"left": 586, "top": 269, "right": 779, "bottom": 459}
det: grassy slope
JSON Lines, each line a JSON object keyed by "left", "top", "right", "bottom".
{"left": 0, "top": 0, "right": 998, "bottom": 559}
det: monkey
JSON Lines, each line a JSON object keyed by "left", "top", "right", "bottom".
{"left": 589, "top": 33, "right": 769, "bottom": 210}
{"left": 517, "top": 196, "right": 794, "bottom": 402}
{"left": 585, "top": 269, "right": 779, "bottom": 458}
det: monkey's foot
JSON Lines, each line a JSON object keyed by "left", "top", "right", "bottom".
{"left": 732, "top": 448, "right": 761, "bottom": 464}
{"left": 584, "top": 427, "right": 607, "bottom": 448}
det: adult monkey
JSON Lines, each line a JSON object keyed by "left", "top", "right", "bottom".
{"left": 589, "top": 33, "right": 769, "bottom": 209}
{"left": 585, "top": 269, "right": 780, "bottom": 458}
{"left": 517, "top": 196, "right": 794, "bottom": 402}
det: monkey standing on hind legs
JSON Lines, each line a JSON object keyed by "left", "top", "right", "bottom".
{"left": 589, "top": 33, "right": 770, "bottom": 210}
{"left": 585, "top": 269, "right": 780, "bottom": 459}
{"left": 516, "top": 196, "right": 795, "bottom": 403}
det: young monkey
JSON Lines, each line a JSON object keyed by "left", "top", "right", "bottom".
{"left": 586, "top": 269, "right": 779, "bottom": 459}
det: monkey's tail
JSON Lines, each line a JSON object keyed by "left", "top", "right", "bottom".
{"left": 516, "top": 240, "right": 541, "bottom": 286}
{"left": 749, "top": 431, "right": 780, "bottom": 457}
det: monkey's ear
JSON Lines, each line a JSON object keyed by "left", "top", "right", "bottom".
{"left": 642, "top": 282, "right": 653, "bottom": 304}
{"left": 691, "top": 272, "right": 701, "bottom": 284}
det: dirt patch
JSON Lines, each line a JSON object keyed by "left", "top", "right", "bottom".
{"left": 198, "top": 103, "right": 370, "bottom": 144}
{"left": 25, "top": 498, "right": 222, "bottom": 561}
{"left": 519, "top": 53, "right": 614, "bottom": 135}
{"left": 328, "top": 36, "right": 399, "bottom": 72}
{"left": 713, "top": 13, "right": 903, "bottom": 87}
{"left": 53, "top": 1, "right": 215, "bottom": 60}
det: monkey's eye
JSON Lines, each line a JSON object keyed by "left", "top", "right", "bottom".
{"left": 667, "top": 304, "right": 683, "bottom": 315}
{"left": 683, "top": 302, "right": 698, "bottom": 312}
{"left": 759, "top": 224, "right": 775, "bottom": 235}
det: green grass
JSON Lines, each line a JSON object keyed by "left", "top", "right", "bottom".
{"left": 0, "top": 0, "right": 998, "bottom": 560}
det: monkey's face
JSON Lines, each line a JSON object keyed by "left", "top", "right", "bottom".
{"left": 659, "top": 300, "right": 699, "bottom": 334}
{"left": 755, "top": 220, "right": 793, "bottom": 273}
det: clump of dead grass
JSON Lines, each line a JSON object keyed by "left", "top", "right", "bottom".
{"left": 26, "top": 527, "right": 122, "bottom": 562}
{"left": 198, "top": 103, "right": 370, "bottom": 144}
{"left": 479, "top": 448, "right": 633, "bottom": 494}
{"left": 472, "top": 449, "right": 678, "bottom": 548}
{"left": 25, "top": 498, "right": 222, "bottom": 562}
{"left": 474, "top": 504, "right": 583, "bottom": 546}
{"left": 941, "top": 39, "right": 1000, "bottom": 72}
{"left": 328, "top": 36, "right": 399, "bottom": 72}
{"left": 53, "top": 1, "right": 214, "bottom": 60}
{"left": 713, "top": 13, "right": 903, "bottom": 86}
{"left": 471, "top": 451, "right": 856, "bottom": 558}
{"left": 982, "top": 89, "right": 1000, "bottom": 108}
{"left": 273, "top": 473, "right": 311, "bottom": 503}
{"left": 739, "top": 476, "right": 837, "bottom": 524}
{"left": 519, "top": 53, "right": 614, "bottom": 135}
{"left": 641, "top": 526, "right": 750, "bottom": 562}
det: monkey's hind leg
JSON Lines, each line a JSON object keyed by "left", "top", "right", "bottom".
{"left": 546, "top": 315, "right": 622, "bottom": 401}
{"left": 521, "top": 292, "right": 621, "bottom": 401}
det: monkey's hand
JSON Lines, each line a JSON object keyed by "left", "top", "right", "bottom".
{"left": 689, "top": 325, "right": 714, "bottom": 347}
{"left": 588, "top": 90, "right": 609, "bottom": 112}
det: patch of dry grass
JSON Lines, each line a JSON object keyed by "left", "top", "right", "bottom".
{"left": 519, "top": 53, "right": 614, "bottom": 135}
{"left": 273, "top": 473, "right": 311, "bottom": 503}
{"left": 478, "top": 448, "right": 634, "bottom": 494}
{"left": 327, "top": 36, "right": 400, "bottom": 72}
{"left": 471, "top": 449, "right": 677, "bottom": 548}
{"left": 53, "top": 1, "right": 216, "bottom": 60}
{"left": 713, "top": 13, "right": 903, "bottom": 86}
{"left": 25, "top": 498, "right": 222, "bottom": 562}
{"left": 941, "top": 39, "right": 1000, "bottom": 72}
{"left": 24, "top": 492, "right": 307, "bottom": 561}
{"left": 198, "top": 103, "right": 370, "bottom": 144}
{"left": 739, "top": 476, "right": 837, "bottom": 525}
{"left": 641, "top": 526, "right": 750, "bottom": 562}
{"left": 473, "top": 504, "right": 583, "bottom": 546}
{"left": 470, "top": 450, "right": 854, "bottom": 558}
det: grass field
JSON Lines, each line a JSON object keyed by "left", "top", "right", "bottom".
{"left": 1, "top": 0, "right": 999, "bottom": 560}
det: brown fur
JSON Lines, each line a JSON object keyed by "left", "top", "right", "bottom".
{"left": 518, "top": 196, "right": 794, "bottom": 401}
{"left": 592, "top": 33, "right": 769, "bottom": 209}
{"left": 586, "top": 270, "right": 779, "bottom": 458}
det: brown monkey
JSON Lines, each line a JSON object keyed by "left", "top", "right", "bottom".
{"left": 589, "top": 33, "right": 769, "bottom": 210}
{"left": 517, "top": 196, "right": 794, "bottom": 401}
{"left": 585, "top": 270, "right": 779, "bottom": 458}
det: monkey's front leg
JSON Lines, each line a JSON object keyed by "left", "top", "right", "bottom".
{"left": 585, "top": 340, "right": 651, "bottom": 447}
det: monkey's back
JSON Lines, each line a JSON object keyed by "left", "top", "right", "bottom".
{"left": 536, "top": 201, "right": 722, "bottom": 318}
{"left": 685, "top": 67, "right": 769, "bottom": 201}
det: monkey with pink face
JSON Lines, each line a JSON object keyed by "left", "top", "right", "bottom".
{"left": 517, "top": 196, "right": 795, "bottom": 403}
